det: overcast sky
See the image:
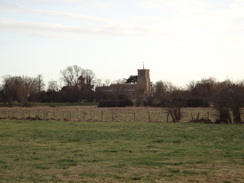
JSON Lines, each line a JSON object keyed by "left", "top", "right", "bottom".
{"left": 1, "top": 0, "right": 244, "bottom": 87}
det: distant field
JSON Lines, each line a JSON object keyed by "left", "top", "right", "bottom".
{"left": 0, "top": 119, "right": 243, "bottom": 182}
{"left": 0, "top": 106, "right": 221, "bottom": 123}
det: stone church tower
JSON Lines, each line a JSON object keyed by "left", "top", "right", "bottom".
{"left": 95, "top": 66, "right": 152, "bottom": 99}
{"left": 137, "top": 68, "right": 152, "bottom": 97}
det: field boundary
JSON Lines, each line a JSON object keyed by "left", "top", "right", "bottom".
{"left": 0, "top": 106, "right": 223, "bottom": 123}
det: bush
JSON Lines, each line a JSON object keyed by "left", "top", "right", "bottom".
{"left": 135, "top": 98, "right": 143, "bottom": 107}
{"left": 167, "top": 106, "right": 181, "bottom": 122}
{"left": 215, "top": 107, "right": 232, "bottom": 124}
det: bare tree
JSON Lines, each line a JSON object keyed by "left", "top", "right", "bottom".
{"left": 95, "top": 78, "right": 103, "bottom": 87}
{"left": 60, "top": 65, "right": 95, "bottom": 90}
{"left": 104, "top": 79, "right": 111, "bottom": 86}
{"left": 60, "top": 65, "right": 96, "bottom": 102}
{"left": 84, "top": 69, "right": 95, "bottom": 86}
{"left": 60, "top": 65, "right": 85, "bottom": 90}
{"left": 1, "top": 76, "right": 40, "bottom": 105}
{"left": 154, "top": 81, "right": 176, "bottom": 106}
{"left": 35, "top": 74, "right": 45, "bottom": 92}
{"left": 47, "top": 80, "right": 60, "bottom": 92}
{"left": 187, "top": 78, "right": 215, "bottom": 100}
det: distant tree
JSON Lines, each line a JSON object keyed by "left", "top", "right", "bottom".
{"left": 28, "top": 75, "right": 46, "bottom": 102}
{"left": 154, "top": 81, "right": 176, "bottom": 106}
{"left": 187, "top": 78, "right": 215, "bottom": 102}
{"left": 84, "top": 69, "right": 95, "bottom": 86}
{"left": 0, "top": 85, "right": 4, "bottom": 103}
{"left": 47, "top": 80, "right": 60, "bottom": 92}
{"left": 60, "top": 65, "right": 95, "bottom": 102}
{"left": 153, "top": 81, "right": 184, "bottom": 122}
{"left": 213, "top": 80, "right": 232, "bottom": 123}
{"left": 104, "top": 79, "right": 111, "bottom": 86}
{"left": 212, "top": 80, "right": 244, "bottom": 124}
{"left": 227, "top": 82, "right": 244, "bottom": 123}
{"left": 95, "top": 78, "right": 103, "bottom": 87}
{"left": 125, "top": 75, "right": 137, "bottom": 84}
{"left": 35, "top": 74, "right": 45, "bottom": 92}
{"left": 166, "top": 88, "right": 186, "bottom": 122}
{"left": 1, "top": 76, "right": 40, "bottom": 105}
{"left": 60, "top": 65, "right": 85, "bottom": 90}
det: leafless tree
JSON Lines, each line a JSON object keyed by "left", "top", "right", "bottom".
{"left": 104, "top": 79, "right": 111, "bottom": 86}
{"left": 187, "top": 78, "right": 216, "bottom": 100}
{"left": 1, "top": 76, "right": 40, "bottom": 105}
{"left": 60, "top": 65, "right": 95, "bottom": 90}
{"left": 154, "top": 80, "right": 175, "bottom": 101}
{"left": 84, "top": 69, "right": 95, "bottom": 86}
{"left": 47, "top": 80, "right": 60, "bottom": 92}
{"left": 35, "top": 74, "right": 45, "bottom": 92}
{"left": 95, "top": 78, "right": 103, "bottom": 87}
{"left": 60, "top": 65, "right": 84, "bottom": 90}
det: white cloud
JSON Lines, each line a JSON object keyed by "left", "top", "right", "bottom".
{"left": 0, "top": 0, "right": 110, "bottom": 12}
{"left": 0, "top": 17, "right": 148, "bottom": 38}
{"left": 0, "top": 1, "right": 150, "bottom": 37}
{"left": 1, "top": 0, "right": 244, "bottom": 42}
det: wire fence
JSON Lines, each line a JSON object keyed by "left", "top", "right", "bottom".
{"left": 0, "top": 106, "right": 220, "bottom": 123}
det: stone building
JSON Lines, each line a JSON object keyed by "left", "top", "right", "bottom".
{"left": 96, "top": 68, "right": 152, "bottom": 99}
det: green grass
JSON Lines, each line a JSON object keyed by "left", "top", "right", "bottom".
{"left": 0, "top": 120, "right": 243, "bottom": 182}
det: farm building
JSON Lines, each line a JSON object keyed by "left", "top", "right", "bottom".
{"left": 96, "top": 68, "right": 153, "bottom": 98}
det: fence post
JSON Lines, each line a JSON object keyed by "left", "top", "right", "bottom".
{"left": 148, "top": 111, "right": 151, "bottom": 122}
{"left": 133, "top": 112, "right": 136, "bottom": 122}
{"left": 83, "top": 111, "right": 85, "bottom": 121}
{"left": 90, "top": 111, "right": 93, "bottom": 121}
{"left": 101, "top": 111, "right": 103, "bottom": 121}
{"left": 61, "top": 111, "right": 64, "bottom": 120}
{"left": 53, "top": 111, "right": 55, "bottom": 120}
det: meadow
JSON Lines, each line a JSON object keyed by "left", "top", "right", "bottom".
{"left": 0, "top": 118, "right": 243, "bottom": 182}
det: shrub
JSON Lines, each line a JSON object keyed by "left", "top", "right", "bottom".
{"left": 215, "top": 107, "right": 232, "bottom": 124}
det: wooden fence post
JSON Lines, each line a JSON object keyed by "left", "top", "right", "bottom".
{"left": 53, "top": 111, "right": 55, "bottom": 119}
{"left": 101, "top": 111, "right": 103, "bottom": 121}
{"left": 83, "top": 111, "right": 85, "bottom": 120}
{"left": 90, "top": 111, "right": 93, "bottom": 121}
{"left": 69, "top": 111, "right": 72, "bottom": 120}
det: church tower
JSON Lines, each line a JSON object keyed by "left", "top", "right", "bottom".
{"left": 137, "top": 67, "right": 151, "bottom": 97}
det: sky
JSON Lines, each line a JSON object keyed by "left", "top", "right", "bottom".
{"left": 1, "top": 0, "right": 244, "bottom": 88}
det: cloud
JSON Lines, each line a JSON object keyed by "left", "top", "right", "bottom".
{"left": 0, "top": 1, "right": 149, "bottom": 38}
{"left": 0, "top": 0, "right": 110, "bottom": 12}
{"left": 1, "top": 0, "right": 244, "bottom": 41}
{"left": 134, "top": 0, "right": 244, "bottom": 40}
{"left": 0, "top": 17, "right": 147, "bottom": 39}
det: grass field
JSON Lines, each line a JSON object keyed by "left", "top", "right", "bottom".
{"left": 0, "top": 119, "right": 243, "bottom": 182}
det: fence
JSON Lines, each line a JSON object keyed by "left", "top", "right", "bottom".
{"left": 0, "top": 106, "right": 219, "bottom": 123}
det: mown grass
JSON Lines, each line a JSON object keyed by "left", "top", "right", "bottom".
{"left": 0, "top": 119, "right": 243, "bottom": 182}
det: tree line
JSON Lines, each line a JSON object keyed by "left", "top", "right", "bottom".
{"left": 154, "top": 78, "right": 244, "bottom": 124}
{"left": 0, "top": 65, "right": 244, "bottom": 123}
